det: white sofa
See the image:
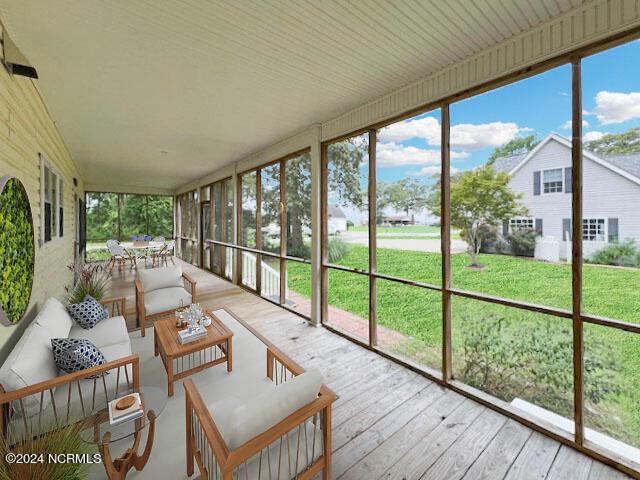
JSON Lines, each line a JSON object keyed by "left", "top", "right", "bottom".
{"left": 135, "top": 265, "right": 197, "bottom": 336}
{"left": 0, "top": 297, "right": 138, "bottom": 441}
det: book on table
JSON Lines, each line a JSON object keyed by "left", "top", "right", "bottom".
{"left": 108, "top": 393, "right": 143, "bottom": 426}
{"left": 178, "top": 325, "right": 208, "bottom": 344}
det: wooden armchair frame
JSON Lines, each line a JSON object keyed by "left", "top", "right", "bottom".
{"left": 0, "top": 354, "right": 140, "bottom": 440}
{"left": 135, "top": 272, "right": 197, "bottom": 337}
{"left": 184, "top": 313, "right": 336, "bottom": 480}
{"left": 100, "top": 296, "right": 127, "bottom": 318}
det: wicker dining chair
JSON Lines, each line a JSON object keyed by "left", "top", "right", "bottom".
{"left": 153, "top": 239, "right": 176, "bottom": 267}
{"left": 106, "top": 240, "right": 136, "bottom": 274}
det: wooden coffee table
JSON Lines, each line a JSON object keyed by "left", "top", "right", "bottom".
{"left": 153, "top": 310, "right": 233, "bottom": 396}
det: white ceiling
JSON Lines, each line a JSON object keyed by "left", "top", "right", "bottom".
{"left": 0, "top": 0, "right": 583, "bottom": 190}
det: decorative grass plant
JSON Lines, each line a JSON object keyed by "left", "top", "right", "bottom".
{"left": 0, "top": 423, "right": 97, "bottom": 480}
{"left": 0, "top": 176, "right": 35, "bottom": 325}
{"left": 66, "top": 262, "right": 107, "bottom": 305}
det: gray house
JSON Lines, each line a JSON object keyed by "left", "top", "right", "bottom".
{"left": 493, "top": 133, "right": 640, "bottom": 260}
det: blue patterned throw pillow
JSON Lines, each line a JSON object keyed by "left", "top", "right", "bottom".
{"left": 51, "top": 338, "right": 107, "bottom": 377}
{"left": 67, "top": 295, "right": 108, "bottom": 329}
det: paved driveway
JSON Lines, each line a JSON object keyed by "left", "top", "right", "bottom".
{"left": 339, "top": 231, "right": 468, "bottom": 253}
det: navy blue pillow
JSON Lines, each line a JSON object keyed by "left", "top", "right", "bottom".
{"left": 51, "top": 338, "right": 107, "bottom": 377}
{"left": 67, "top": 295, "right": 108, "bottom": 329}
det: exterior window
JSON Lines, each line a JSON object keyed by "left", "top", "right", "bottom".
{"left": 582, "top": 218, "right": 605, "bottom": 242}
{"left": 543, "top": 168, "right": 563, "bottom": 193}
{"left": 509, "top": 218, "right": 534, "bottom": 232}
{"left": 41, "top": 157, "right": 63, "bottom": 244}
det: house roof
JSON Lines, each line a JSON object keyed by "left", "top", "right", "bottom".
{"left": 492, "top": 134, "right": 640, "bottom": 185}
{"left": 491, "top": 153, "right": 527, "bottom": 174}
{"left": 599, "top": 152, "right": 640, "bottom": 179}
{"left": 328, "top": 205, "right": 346, "bottom": 219}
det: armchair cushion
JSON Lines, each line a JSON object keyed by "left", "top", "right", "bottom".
{"left": 0, "top": 322, "right": 59, "bottom": 413}
{"left": 51, "top": 338, "right": 107, "bottom": 377}
{"left": 138, "top": 265, "right": 183, "bottom": 293}
{"left": 144, "top": 287, "right": 191, "bottom": 316}
{"left": 34, "top": 297, "right": 73, "bottom": 339}
{"left": 69, "top": 315, "right": 129, "bottom": 349}
{"left": 66, "top": 295, "right": 108, "bottom": 329}
{"left": 212, "top": 368, "right": 324, "bottom": 450}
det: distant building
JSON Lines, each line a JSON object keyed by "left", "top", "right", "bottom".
{"left": 381, "top": 214, "right": 414, "bottom": 226}
{"left": 328, "top": 205, "right": 348, "bottom": 235}
{"left": 493, "top": 133, "right": 640, "bottom": 260}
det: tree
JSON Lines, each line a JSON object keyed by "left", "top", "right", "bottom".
{"left": 258, "top": 137, "right": 368, "bottom": 259}
{"left": 585, "top": 128, "right": 640, "bottom": 155}
{"left": 487, "top": 135, "right": 539, "bottom": 165}
{"left": 427, "top": 165, "right": 527, "bottom": 266}
{"left": 381, "top": 178, "right": 429, "bottom": 218}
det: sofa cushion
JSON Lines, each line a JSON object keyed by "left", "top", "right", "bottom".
{"left": 0, "top": 322, "right": 59, "bottom": 414}
{"left": 34, "top": 297, "right": 73, "bottom": 339}
{"left": 69, "top": 315, "right": 129, "bottom": 349}
{"left": 51, "top": 338, "right": 107, "bottom": 377}
{"left": 100, "top": 340, "right": 133, "bottom": 362}
{"left": 138, "top": 266, "right": 183, "bottom": 293}
{"left": 214, "top": 369, "right": 323, "bottom": 450}
{"left": 144, "top": 287, "right": 191, "bottom": 316}
{"left": 66, "top": 295, "right": 108, "bottom": 329}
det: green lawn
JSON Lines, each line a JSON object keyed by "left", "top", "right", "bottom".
{"left": 287, "top": 245, "right": 640, "bottom": 446}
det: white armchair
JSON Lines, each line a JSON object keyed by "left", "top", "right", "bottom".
{"left": 135, "top": 265, "right": 197, "bottom": 336}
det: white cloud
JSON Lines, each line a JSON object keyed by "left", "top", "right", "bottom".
{"left": 376, "top": 142, "right": 441, "bottom": 167}
{"left": 561, "top": 119, "right": 589, "bottom": 130}
{"left": 376, "top": 142, "right": 468, "bottom": 167}
{"left": 593, "top": 91, "right": 640, "bottom": 124}
{"left": 379, "top": 117, "right": 529, "bottom": 151}
{"left": 378, "top": 116, "right": 441, "bottom": 144}
{"left": 449, "top": 122, "right": 523, "bottom": 150}
{"left": 583, "top": 130, "right": 608, "bottom": 142}
{"left": 410, "top": 166, "right": 459, "bottom": 177}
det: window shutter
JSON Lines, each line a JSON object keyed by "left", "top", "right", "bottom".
{"left": 502, "top": 220, "right": 509, "bottom": 237}
{"left": 533, "top": 171, "right": 541, "bottom": 196}
{"left": 44, "top": 203, "right": 52, "bottom": 242}
{"left": 564, "top": 167, "right": 572, "bottom": 193}
{"left": 562, "top": 218, "right": 572, "bottom": 241}
{"left": 59, "top": 207, "right": 64, "bottom": 237}
{"left": 535, "top": 218, "right": 543, "bottom": 235}
{"left": 608, "top": 218, "right": 619, "bottom": 243}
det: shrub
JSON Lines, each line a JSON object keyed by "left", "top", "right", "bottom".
{"left": 457, "top": 313, "right": 621, "bottom": 419}
{"left": 66, "top": 262, "right": 108, "bottom": 304}
{"left": 507, "top": 228, "right": 537, "bottom": 257}
{"left": 589, "top": 239, "right": 640, "bottom": 267}
{"left": 478, "top": 225, "right": 499, "bottom": 253}
{"left": 287, "top": 242, "right": 311, "bottom": 260}
{"left": 346, "top": 220, "right": 354, "bottom": 229}
{"left": 328, "top": 238, "right": 350, "bottom": 263}
{"left": 0, "top": 177, "right": 35, "bottom": 324}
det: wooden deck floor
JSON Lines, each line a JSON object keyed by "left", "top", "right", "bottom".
{"left": 103, "top": 258, "right": 631, "bottom": 480}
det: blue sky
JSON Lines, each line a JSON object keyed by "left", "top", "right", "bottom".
{"left": 373, "top": 39, "right": 640, "bottom": 184}
{"left": 330, "top": 40, "right": 640, "bottom": 223}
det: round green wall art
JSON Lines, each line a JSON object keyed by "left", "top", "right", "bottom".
{"left": 0, "top": 176, "right": 35, "bottom": 326}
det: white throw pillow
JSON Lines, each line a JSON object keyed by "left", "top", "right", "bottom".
{"left": 224, "top": 368, "right": 324, "bottom": 450}
{"left": 138, "top": 265, "right": 183, "bottom": 293}
{"left": 34, "top": 297, "right": 73, "bottom": 339}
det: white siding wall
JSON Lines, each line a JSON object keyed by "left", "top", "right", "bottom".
{"left": 0, "top": 65, "right": 83, "bottom": 362}
{"left": 510, "top": 139, "right": 640, "bottom": 259}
